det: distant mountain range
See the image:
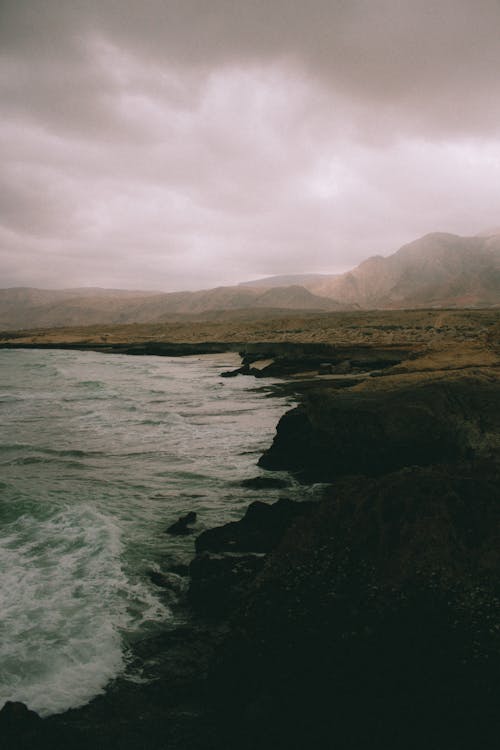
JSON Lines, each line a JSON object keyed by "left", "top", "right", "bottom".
{"left": 239, "top": 273, "right": 336, "bottom": 288}
{"left": 1, "top": 231, "right": 499, "bottom": 330}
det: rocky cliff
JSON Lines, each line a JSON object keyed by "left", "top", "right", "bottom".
{"left": 189, "top": 342, "right": 500, "bottom": 749}
{"left": 259, "top": 371, "right": 500, "bottom": 479}
{"left": 203, "top": 461, "right": 499, "bottom": 750}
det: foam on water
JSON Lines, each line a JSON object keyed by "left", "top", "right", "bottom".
{"left": 0, "top": 349, "right": 301, "bottom": 716}
{"left": 0, "top": 504, "right": 166, "bottom": 716}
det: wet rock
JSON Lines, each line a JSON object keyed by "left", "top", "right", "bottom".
{"left": 168, "top": 563, "right": 190, "bottom": 576}
{"left": 332, "top": 359, "right": 351, "bottom": 374}
{"left": 189, "top": 498, "right": 315, "bottom": 618}
{"left": 189, "top": 553, "right": 265, "bottom": 618}
{"left": 220, "top": 367, "right": 246, "bottom": 378}
{"left": 149, "top": 570, "right": 187, "bottom": 595}
{"left": 195, "top": 498, "right": 313, "bottom": 554}
{"left": 240, "top": 476, "right": 289, "bottom": 490}
{"left": 0, "top": 701, "right": 42, "bottom": 734}
{"left": 0, "top": 701, "right": 74, "bottom": 750}
{"left": 166, "top": 511, "right": 197, "bottom": 536}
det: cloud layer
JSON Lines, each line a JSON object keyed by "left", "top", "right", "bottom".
{"left": 1, "top": 1, "right": 500, "bottom": 290}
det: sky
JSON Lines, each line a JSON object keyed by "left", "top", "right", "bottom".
{"left": 1, "top": 1, "right": 500, "bottom": 292}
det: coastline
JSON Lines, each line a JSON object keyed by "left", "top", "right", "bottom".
{"left": 2, "top": 310, "right": 499, "bottom": 749}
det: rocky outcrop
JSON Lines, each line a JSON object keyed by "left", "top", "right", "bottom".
{"left": 206, "top": 462, "right": 500, "bottom": 750}
{"left": 165, "top": 511, "right": 197, "bottom": 535}
{"left": 219, "top": 342, "right": 412, "bottom": 379}
{"left": 195, "top": 499, "right": 313, "bottom": 554}
{"left": 259, "top": 372, "right": 500, "bottom": 480}
{"left": 240, "top": 476, "right": 289, "bottom": 489}
{"left": 189, "top": 499, "right": 314, "bottom": 618}
{"left": 193, "top": 368, "right": 500, "bottom": 749}
{"left": 0, "top": 702, "right": 43, "bottom": 748}
{"left": 189, "top": 553, "right": 266, "bottom": 618}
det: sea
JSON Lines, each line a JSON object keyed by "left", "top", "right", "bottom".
{"left": 0, "top": 348, "right": 310, "bottom": 717}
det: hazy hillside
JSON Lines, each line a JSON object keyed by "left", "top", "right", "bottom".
{"left": 239, "top": 273, "right": 334, "bottom": 288}
{"left": 2, "top": 231, "right": 499, "bottom": 330}
{"left": 239, "top": 232, "right": 500, "bottom": 308}
{"left": 0, "top": 289, "right": 165, "bottom": 330}
{"left": 0, "top": 284, "right": 339, "bottom": 330}
{"left": 309, "top": 232, "right": 500, "bottom": 307}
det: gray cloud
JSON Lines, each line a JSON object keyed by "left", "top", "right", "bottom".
{"left": 1, "top": 1, "right": 499, "bottom": 290}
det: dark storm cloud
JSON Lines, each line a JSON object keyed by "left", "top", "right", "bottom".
{"left": 1, "top": 1, "right": 499, "bottom": 289}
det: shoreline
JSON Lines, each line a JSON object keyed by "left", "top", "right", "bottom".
{"left": 2, "top": 312, "right": 499, "bottom": 749}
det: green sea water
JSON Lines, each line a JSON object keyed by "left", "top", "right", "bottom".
{"left": 0, "top": 348, "right": 304, "bottom": 716}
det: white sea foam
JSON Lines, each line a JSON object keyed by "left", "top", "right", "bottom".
{"left": 0, "top": 504, "right": 168, "bottom": 716}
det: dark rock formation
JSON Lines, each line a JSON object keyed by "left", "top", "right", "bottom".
{"left": 189, "top": 552, "right": 266, "bottom": 618}
{"left": 259, "top": 373, "right": 500, "bottom": 480}
{"left": 240, "top": 475, "right": 289, "bottom": 489}
{"left": 148, "top": 570, "right": 187, "bottom": 596}
{"left": 0, "top": 700, "right": 81, "bottom": 750}
{"left": 192, "top": 370, "right": 500, "bottom": 748}
{"left": 0, "top": 702, "right": 43, "bottom": 747}
{"left": 220, "top": 367, "right": 245, "bottom": 377}
{"left": 207, "top": 462, "right": 500, "bottom": 750}
{"left": 195, "top": 498, "right": 313, "bottom": 554}
{"left": 190, "top": 499, "right": 315, "bottom": 618}
{"left": 166, "top": 511, "right": 197, "bottom": 535}
{"left": 217, "top": 343, "right": 412, "bottom": 379}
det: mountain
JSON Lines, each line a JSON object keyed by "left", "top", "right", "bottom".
{"left": 1, "top": 231, "right": 499, "bottom": 330}
{"left": 308, "top": 232, "right": 500, "bottom": 308}
{"left": 239, "top": 273, "right": 335, "bottom": 288}
{"left": 476, "top": 226, "right": 500, "bottom": 237}
{"left": 0, "top": 285, "right": 340, "bottom": 330}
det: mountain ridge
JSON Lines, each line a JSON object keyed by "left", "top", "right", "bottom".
{"left": 1, "top": 231, "right": 499, "bottom": 329}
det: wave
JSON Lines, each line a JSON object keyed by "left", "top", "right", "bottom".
{"left": 76, "top": 380, "right": 105, "bottom": 389}
{"left": 62, "top": 395, "right": 119, "bottom": 403}
{"left": 0, "top": 444, "right": 105, "bottom": 458}
{"left": 1, "top": 456, "right": 92, "bottom": 469}
{"left": 0, "top": 504, "right": 170, "bottom": 717}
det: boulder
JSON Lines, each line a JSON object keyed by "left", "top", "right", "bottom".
{"left": 165, "top": 511, "right": 197, "bottom": 535}
{"left": 189, "top": 498, "right": 315, "bottom": 618}
{"left": 195, "top": 498, "right": 313, "bottom": 554}
{"left": 240, "top": 476, "right": 289, "bottom": 490}
{"left": 0, "top": 701, "right": 42, "bottom": 733}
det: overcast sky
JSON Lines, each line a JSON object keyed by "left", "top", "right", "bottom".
{"left": 1, "top": 1, "right": 499, "bottom": 291}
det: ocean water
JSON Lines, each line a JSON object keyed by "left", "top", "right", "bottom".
{"left": 0, "top": 348, "right": 303, "bottom": 717}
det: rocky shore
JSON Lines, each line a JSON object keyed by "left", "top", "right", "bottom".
{"left": 2, "top": 315, "right": 500, "bottom": 749}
